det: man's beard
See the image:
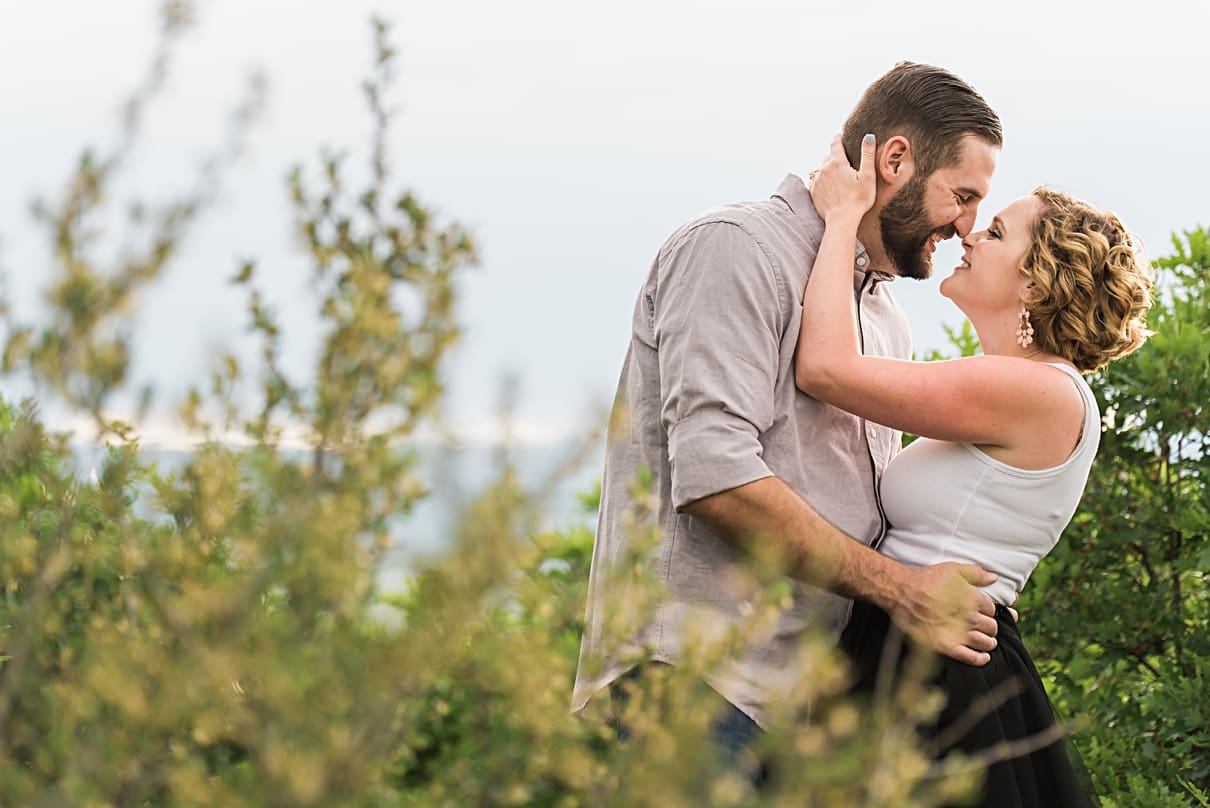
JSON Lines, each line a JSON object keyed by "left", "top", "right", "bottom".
{"left": 879, "top": 174, "right": 955, "bottom": 280}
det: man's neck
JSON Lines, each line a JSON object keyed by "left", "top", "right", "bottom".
{"left": 856, "top": 216, "right": 897, "bottom": 276}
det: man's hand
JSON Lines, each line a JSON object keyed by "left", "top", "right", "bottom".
{"left": 683, "top": 479, "right": 1003, "bottom": 668}
{"left": 890, "top": 563, "right": 999, "bottom": 666}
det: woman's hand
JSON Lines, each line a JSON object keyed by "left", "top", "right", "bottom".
{"left": 808, "top": 133, "right": 876, "bottom": 225}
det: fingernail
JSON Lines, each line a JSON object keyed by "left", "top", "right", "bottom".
{"left": 863, "top": 133, "right": 875, "bottom": 145}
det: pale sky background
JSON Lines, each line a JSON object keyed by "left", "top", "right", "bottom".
{"left": 1, "top": 0, "right": 1205, "bottom": 451}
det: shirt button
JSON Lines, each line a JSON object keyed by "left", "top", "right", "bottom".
{"left": 856, "top": 255, "right": 868, "bottom": 268}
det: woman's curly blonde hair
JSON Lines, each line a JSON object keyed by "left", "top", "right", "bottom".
{"left": 1020, "top": 188, "right": 1154, "bottom": 373}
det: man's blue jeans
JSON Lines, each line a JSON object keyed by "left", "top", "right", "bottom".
{"left": 608, "top": 663, "right": 768, "bottom": 788}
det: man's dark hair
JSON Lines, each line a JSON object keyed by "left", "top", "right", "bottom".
{"left": 842, "top": 61, "right": 1003, "bottom": 176}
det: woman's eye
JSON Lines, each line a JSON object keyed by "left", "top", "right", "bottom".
{"left": 988, "top": 228, "right": 1002, "bottom": 239}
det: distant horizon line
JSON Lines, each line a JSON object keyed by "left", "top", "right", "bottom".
{"left": 45, "top": 411, "right": 601, "bottom": 454}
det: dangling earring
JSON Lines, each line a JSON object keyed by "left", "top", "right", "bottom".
{"left": 1016, "top": 306, "right": 1035, "bottom": 348}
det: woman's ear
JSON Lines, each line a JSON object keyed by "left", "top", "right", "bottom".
{"left": 1018, "top": 279, "right": 1039, "bottom": 307}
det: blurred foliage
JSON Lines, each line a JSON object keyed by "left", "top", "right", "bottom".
{"left": 0, "top": 1, "right": 1201, "bottom": 804}
{"left": 0, "top": 4, "right": 985, "bottom": 806}
{"left": 0, "top": 389, "right": 984, "bottom": 807}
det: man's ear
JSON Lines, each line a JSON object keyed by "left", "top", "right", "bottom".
{"left": 879, "top": 135, "right": 913, "bottom": 186}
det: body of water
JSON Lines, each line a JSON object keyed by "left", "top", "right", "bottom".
{"left": 70, "top": 437, "right": 604, "bottom": 593}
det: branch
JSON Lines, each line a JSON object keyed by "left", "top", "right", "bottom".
{"left": 924, "top": 720, "right": 1075, "bottom": 781}
{"left": 925, "top": 677, "right": 1027, "bottom": 758}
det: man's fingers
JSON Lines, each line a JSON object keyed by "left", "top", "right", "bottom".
{"left": 971, "top": 613, "right": 998, "bottom": 640}
{"left": 966, "top": 628, "right": 997, "bottom": 654}
{"left": 976, "top": 591, "right": 997, "bottom": 617}
{"left": 959, "top": 563, "right": 998, "bottom": 588}
{"left": 946, "top": 645, "right": 992, "bottom": 667}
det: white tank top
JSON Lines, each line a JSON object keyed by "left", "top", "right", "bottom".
{"left": 877, "top": 363, "right": 1100, "bottom": 605}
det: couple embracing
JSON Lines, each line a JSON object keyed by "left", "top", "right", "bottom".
{"left": 572, "top": 61, "right": 1152, "bottom": 806}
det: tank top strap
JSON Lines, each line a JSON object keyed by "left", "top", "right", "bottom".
{"left": 1043, "top": 362, "right": 1099, "bottom": 457}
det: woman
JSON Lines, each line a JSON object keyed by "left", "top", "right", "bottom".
{"left": 796, "top": 134, "right": 1152, "bottom": 806}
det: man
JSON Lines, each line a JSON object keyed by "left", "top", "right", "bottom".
{"left": 573, "top": 61, "right": 1003, "bottom": 773}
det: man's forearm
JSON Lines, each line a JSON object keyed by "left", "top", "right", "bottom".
{"left": 684, "top": 475, "right": 1000, "bottom": 665}
{"left": 683, "top": 475, "right": 906, "bottom": 611}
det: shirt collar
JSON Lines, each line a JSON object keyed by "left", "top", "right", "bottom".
{"left": 773, "top": 173, "right": 896, "bottom": 286}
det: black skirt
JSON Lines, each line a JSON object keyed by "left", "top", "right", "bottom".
{"left": 840, "top": 600, "right": 1100, "bottom": 807}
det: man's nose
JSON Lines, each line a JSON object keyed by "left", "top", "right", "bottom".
{"left": 953, "top": 207, "right": 978, "bottom": 239}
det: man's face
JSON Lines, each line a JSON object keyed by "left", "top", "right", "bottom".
{"left": 879, "top": 173, "right": 941, "bottom": 280}
{"left": 878, "top": 135, "right": 998, "bottom": 280}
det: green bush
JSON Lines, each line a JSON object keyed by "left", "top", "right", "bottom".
{"left": 1023, "top": 227, "right": 1210, "bottom": 805}
{"left": 0, "top": 7, "right": 977, "bottom": 806}
{"left": 0, "top": 397, "right": 991, "bottom": 806}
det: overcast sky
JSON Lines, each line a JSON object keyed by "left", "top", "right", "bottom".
{"left": 1, "top": 0, "right": 1205, "bottom": 449}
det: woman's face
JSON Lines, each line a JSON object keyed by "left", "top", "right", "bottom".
{"left": 940, "top": 194, "right": 1042, "bottom": 318}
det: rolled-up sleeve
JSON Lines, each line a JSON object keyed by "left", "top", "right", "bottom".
{"left": 655, "top": 221, "right": 784, "bottom": 509}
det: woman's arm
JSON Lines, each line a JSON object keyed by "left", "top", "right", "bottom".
{"left": 794, "top": 136, "right": 1072, "bottom": 449}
